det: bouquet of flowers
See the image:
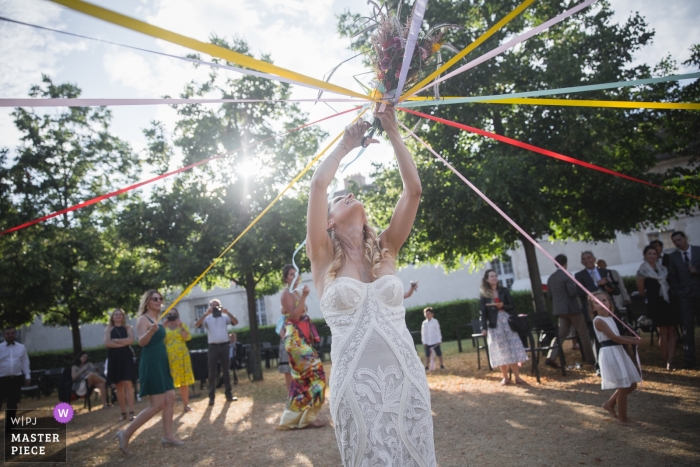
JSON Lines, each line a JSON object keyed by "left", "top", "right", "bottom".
{"left": 366, "top": 5, "right": 447, "bottom": 132}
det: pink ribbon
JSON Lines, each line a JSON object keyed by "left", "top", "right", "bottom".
{"left": 398, "top": 120, "right": 643, "bottom": 384}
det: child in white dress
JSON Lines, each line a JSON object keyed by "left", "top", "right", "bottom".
{"left": 588, "top": 291, "right": 642, "bottom": 426}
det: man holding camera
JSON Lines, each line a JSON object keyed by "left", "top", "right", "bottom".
{"left": 195, "top": 299, "right": 239, "bottom": 405}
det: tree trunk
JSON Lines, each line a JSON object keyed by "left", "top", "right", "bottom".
{"left": 519, "top": 233, "right": 547, "bottom": 314}
{"left": 69, "top": 306, "right": 82, "bottom": 355}
{"left": 244, "top": 271, "right": 264, "bottom": 381}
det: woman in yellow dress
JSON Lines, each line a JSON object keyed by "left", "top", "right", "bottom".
{"left": 163, "top": 308, "right": 195, "bottom": 413}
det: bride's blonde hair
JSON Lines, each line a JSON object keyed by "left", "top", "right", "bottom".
{"left": 326, "top": 198, "right": 389, "bottom": 283}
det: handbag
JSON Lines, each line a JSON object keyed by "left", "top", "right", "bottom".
{"left": 508, "top": 315, "right": 529, "bottom": 335}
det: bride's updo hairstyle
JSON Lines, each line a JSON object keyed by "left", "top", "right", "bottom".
{"left": 325, "top": 197, "right": 389, "bottom": 283}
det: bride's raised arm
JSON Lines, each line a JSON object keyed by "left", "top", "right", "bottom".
{"left": 376, "top": 105, "right": 422, "bottom": 258}
{"left": 306, "top": 120, "right": 376, "bottom": 271}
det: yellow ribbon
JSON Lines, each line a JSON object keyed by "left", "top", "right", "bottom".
{"left": 399, "top": 0, "right": 536, "bottom": 102}
{"left": 478, "top": 98, "right": 700, "bottom": 110}
{"left": 157, "top": 109, "right": 368, "bottom": 320}
{"left": 50, "top": 0, "right": 372, "bottom": 101}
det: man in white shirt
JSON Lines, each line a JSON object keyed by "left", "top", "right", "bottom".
{"left": 195, "top": 299, "right": 239, "bottom": 405}
{"left": 420, "top": 307, "right": 444, "bottom": 370}
{"left": 0, "top": 326, "right": 31, "bottom": 423}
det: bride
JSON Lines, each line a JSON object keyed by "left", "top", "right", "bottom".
{"left": 306, "top": 104, "right": 436, "bottom": 466}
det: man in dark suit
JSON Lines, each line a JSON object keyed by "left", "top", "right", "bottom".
{"left": 545, "top": 254, "right": 595, "bottom": 368}
{"left": 667, "top": 231, "right": 700, "bottom": 369}
{"left": 228, "top": 332, "right": 244, "bottom": 384}
{"left": 574, "top": 251, "right": 621, "bottom": 304}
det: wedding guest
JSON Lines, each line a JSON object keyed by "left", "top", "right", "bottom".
{"left": 667, "top": 231, "right": 700, "bottom": 369}
{"left": 637, "top": 246, "right": 681, "bottom": 370}
{"left": 0, "top": 326, "right": 31, "bottom": 426}
{"left": 195, "top": 298, "right": 239, "bottom": 405}
{"left": 278, "top": 265, "right": 296, "bottom": 391}
{"left": 589, "top": 291, "right": 642, "bottom": 426}
{"left": 71, "top": 352, "right": 108, "bottom": 408}
{"left": 421, "top": 307, "right": 443, "bottom": 370}
{"left": 597, "top": 259, "right": 632, "bottom": 311}
{"left": 104, "top": 308, "right": 136, "bottom": 421}
{"left": 278, "top": 281, "right": 326, "bottom": 429}
{"left": 114, "top": 290, "right": 182, "bottom": 455}
{"left": 479, "top": 270, "right": 528, "bottom": 385}
{"left": 163, "top": 308, "right": 195, "bottom": 412}
{"left": 404, "top": 280, "right": 419, "bottom": 299}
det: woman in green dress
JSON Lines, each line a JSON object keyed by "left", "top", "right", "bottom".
{"left": 114, "top": 290, "right": 182, "bottom": 455}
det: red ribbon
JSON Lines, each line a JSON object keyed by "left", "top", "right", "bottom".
{"left": 1, "top": 106, "right": 362, "bottom": 236}
{"left": 399, "top": 107, "right": 699, "bottom": 201}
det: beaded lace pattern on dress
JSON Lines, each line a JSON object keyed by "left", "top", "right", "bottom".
{"left": 321, "top": 275, "right": 436, "bottom": 467}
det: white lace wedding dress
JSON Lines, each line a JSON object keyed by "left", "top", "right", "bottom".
{"left": 320, "top": 275, "right": 436, "bottom": 467}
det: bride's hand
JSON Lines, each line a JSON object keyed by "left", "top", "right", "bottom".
{"left": 340, "top": 120, "right": 376, "bottom": 151}
{"left": 374, "top": 103, "right": 398, "bottom": 134}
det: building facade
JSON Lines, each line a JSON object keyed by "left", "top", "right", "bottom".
{"left": 17, "top": 215, "right": 699, "bottom": 353}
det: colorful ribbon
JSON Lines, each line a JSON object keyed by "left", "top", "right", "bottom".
{"left": 475, "top": 98, "right": 700, "bottom": 110}
{"left": 412, "top": 0, "right": 597, "bottom": 96}
{"left": 158, "top": 109, "right": 369, "bottom": 320}
{"left": 0, "top": 98, "right": 367, "bottom": 108}
{"left": 1, "top": 106, "right": 362, "bottom": 236}
{"left": 399, "top": 107, "right": 700, "bottom": 201}
{"left": 400, "top": 120, "right": 644, "bottom": 382}
{"left": 49, "top": 0, "right": 371, "bottom": 100}
{"left": 393, "top": 0, "right": 429, "bottom": 104}
{"left": 401, "top": 71, "right": 700, "bottom": 107}
{"left": 400, "top": 0, "right": 535, "bottom": 101}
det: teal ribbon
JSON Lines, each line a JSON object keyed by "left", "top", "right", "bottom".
{"left": 402, "top": 71, "right": 700, "bottom": 108}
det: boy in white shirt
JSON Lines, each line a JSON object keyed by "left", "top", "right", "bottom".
{"left": 421, "top": 307, "right": 444, "bottom": 370}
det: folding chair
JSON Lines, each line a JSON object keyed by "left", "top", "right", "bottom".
{"left": 529, "top": 312, "right": 567, "bottom": 377}
{"left": 469, "top": 320, "right": 491, "bottom": 370}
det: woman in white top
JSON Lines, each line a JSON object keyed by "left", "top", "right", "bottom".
{"left": 307, "top": 104, "right": 436, "bottom": 466}
{"left": 588, "top": 291, "right": 642, "bottom": 426}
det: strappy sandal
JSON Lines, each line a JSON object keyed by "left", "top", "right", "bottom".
{"left": 118, "top": 412, "right": 127, "bottom": 421}
{"left": 128, "top": 411, "right": 135, "bottom": 421}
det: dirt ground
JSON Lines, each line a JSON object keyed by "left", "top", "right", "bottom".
{"left": 4, "top": 333, "right": 699, "bottom": 467}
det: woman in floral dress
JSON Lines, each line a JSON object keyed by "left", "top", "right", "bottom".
{"left": 278, "top": 279, "right": 326, "bottom": 429}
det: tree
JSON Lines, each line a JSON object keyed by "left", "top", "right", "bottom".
{"left": 339, "top": 0, "right": 699, "bottom": 312}
{"left": 0, "top": 76, "right": 148, "bottom": 353}
{"left": 121, "top": 37, "right": 325, "bottom": 380}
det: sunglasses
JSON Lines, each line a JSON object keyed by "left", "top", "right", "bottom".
{"left": 151, "top": 296, "right": 164, "bottom": 302}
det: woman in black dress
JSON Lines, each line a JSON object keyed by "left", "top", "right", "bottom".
{"left": 637, "top": 245, "right": 681, "bottom": 370}
{"left": 104, "top": 308, "right": 136, "bottom": 421}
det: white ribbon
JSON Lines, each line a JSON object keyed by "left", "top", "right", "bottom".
{"left": 0, "top": 98, "right": 367, "bottom": 108}
{"left": 393, "top": 0, "right": 430, "bottom": 104}
{"left": 408, "top": 0, "right": 597, "bottom": 97}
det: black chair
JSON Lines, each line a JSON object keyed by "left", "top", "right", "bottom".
{"left": 189, "top": 349, "right": 209, "bottom": 390}
{"left": 59, "top": 367, "right": 95, "bottom": 411}
{"left": 242, "top": 344, "right": 254, "bottom": 381}
{"left": 469, "top": 320, "right": 491, "bottom": 370}
{"left": 318, "top": 335, "right": 332, "bottom": 362}
{"left": 45, "top": 367, "right": 64, "bottom": 397}
{"left": 261, "top": 342, "right": 276, "bottom": 368}
{"left": 455, "top": 322, "right": 471, "bottom": 353}
{"left": 628, "top": 293, "right": 658, "bottom": 346}
{"left": 21, "top": 370, "right": 44, "bottom": 400}
{"left": 529, "top": 312, "right": 567, "bottom": 377}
